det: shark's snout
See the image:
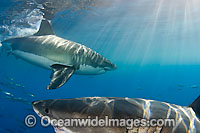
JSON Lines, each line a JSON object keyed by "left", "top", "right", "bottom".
{"left": 32, "top": 101, "right": 41, "bottom": 112}
{"left": 32, "top": 100, "right": 47, "bottom": 117}
{"left": 112, "top": 64, "right": 117, "bottom": 69}
{"left": 32, "top": 101, "right": 40, "bottom": 107}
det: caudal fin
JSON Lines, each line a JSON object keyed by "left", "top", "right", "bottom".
{"left": 0, "top": 42, "right": 3, "bottom": 56}
{"left": 190, "top": 96, "right": 200, "bottom": 118}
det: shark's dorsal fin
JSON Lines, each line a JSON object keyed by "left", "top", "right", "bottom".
{"left": 34, "top": 19, "right": 54, "bottom": 36}
{"left": 189, "top": 95, "right": 200, "bottom": 118}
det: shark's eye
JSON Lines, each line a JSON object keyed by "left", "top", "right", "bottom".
{"left": 44, "top": 108, "right": 49, "bottom": 114}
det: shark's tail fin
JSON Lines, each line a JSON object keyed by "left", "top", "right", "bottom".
{"left": 0, "top": 42, "right": 3, "bottom": 56}
{"left": 190, "top": 95, "right": 200, "bottom": 119}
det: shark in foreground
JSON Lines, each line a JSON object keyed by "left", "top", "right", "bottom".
{"left": 0, "top": 20, "right": 117, "bottom": 89}
{"left": 32, "top": 96, "right": 200, "bottom": 133}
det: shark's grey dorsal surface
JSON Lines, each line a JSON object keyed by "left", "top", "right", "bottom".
{"left": 32, "top": 96, "right": 200, "bottom": 133}
{"left": 1, "top": 19, "right": 117, "bottom": 89}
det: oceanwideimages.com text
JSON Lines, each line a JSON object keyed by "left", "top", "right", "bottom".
{"left": 40, "top": 116, "right": 176, "bottom": 129}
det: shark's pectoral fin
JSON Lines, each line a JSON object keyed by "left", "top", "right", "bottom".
{"left": 47, "top": 64, "right": 74, "bottom": 90}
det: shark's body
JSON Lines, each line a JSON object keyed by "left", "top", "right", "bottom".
{"left": 1, "top": 20, "right": 117, "bottom": 89}
{"left": 32, "top": 96, "right": 200, "bottom": 133}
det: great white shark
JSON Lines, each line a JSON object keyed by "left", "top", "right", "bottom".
{"left": 0, "top": 20, "right": 117, "bottom": 89}
{"left": 32, "top": 96, "right": 200, "bottom": 133}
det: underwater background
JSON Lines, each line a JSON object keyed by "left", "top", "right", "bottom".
{"left": 0, "top": 0, "right": 200, "bottom": 132}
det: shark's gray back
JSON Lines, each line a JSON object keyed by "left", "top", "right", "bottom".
{"left": 34, "top": 97, "right": 200, "bottom": 133}
{"left": 70, "top": 97, "right": 200, "bottom": 132}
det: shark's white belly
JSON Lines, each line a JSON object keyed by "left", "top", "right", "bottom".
{"left": 13, "top": 50, "right": 57, "bottom": 69}
{"left": 12, "top": 50, "right": 106, "bottom": 75}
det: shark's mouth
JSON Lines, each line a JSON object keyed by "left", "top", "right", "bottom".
{"left": 54, "top": 126, "right": 75, "bottom": 133}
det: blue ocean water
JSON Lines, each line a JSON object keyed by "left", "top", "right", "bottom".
{"left": 0, "top": 0, "right": 200, "bottom": 132}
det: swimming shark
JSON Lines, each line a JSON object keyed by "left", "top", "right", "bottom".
{"left": 32, "top": 96, "right": 200, "bottom": 133}
{"left": 0, "top": 20, "right": 117, "bottom": 89}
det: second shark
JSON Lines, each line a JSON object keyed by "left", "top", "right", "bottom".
{"left": 0, "top": 20, "right": 117, "bottom": 89}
